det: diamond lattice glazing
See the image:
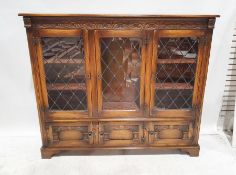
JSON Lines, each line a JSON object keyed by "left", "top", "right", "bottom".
{"left": 42, "top": 37, "right": 87, "bottom": 110}
{"left": 155, "top": 37, "right": 199, "bottom": 109}
{"left": 100, "top": 37, "right": 142, "bottom": 110}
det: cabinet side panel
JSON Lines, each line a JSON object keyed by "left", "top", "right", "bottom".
{"left": 192, "top": 30, "right": 213, "bottom": 144}
{"left": 26, "top": 28, "right": 48, "bottom": 146}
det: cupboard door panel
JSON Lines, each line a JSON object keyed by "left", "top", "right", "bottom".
{"left": 47, "top": 122, "right": 94, "bottom": 147}
{"left": 95, "top": 30, "right": 146, "bottom": 117}
{"left": 36, "top": 29, "right": 92, "bottom": 118}
{"left": 146, "top": 121, "right": 193, "bottom": 146}
{"left": 150, "top": 30, "right": 205, "bottom": 116}
{"left": 98, "top": 122, "right": 143, "bottom": 146}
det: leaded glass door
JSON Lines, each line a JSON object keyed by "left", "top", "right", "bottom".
{"left": 35, "top": 29, "right": 92, "bottom": 118}
{"left": 95, "top": 30, "right": 146, "bottom": 117}
{"left": 150, "top": 30, "right": 205, "bottom": 116}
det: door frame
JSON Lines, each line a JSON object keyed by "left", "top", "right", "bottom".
{"left": 149, "top": 30, "right": 206, "bottom": 117}
{"left": 94, "top": 30, "right": 147, "bottom": 117}
{"left": 34, "top": 29, "right": 93, "bottom": 120}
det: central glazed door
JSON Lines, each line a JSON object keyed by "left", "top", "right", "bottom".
{"left": 95, "top": 30, "right": 147, "bottom": 117}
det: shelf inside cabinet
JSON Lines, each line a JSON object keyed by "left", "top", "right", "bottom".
{"left": 155, "top": 83, "right": 193, "bottom": 90}
{"left": 44, "top": 58, "right": 84, "bottom": 64}
{"left": 158, "top": 59, "right": 196, "bottom": 64}
{"left": 103, "top": 102, "right": 139, "bottom": 110}
{"left": 47, "top": 83, "right": 86, "bottom": 91}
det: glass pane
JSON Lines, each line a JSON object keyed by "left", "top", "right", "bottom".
{"left": 155, "top": 37, "right": 199, "bottom": 109}
{"left": 42, "top": 37, "right": 87, "bottom": 110}
{"left": 100, "top": 37, "right": 142, "bottom": 110}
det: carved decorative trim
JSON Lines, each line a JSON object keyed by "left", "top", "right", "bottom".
{"left": 23, "top": 17, "right": 31, "bottom": 28}
{"left": 208, "top": 18, "right": 216, "bottom": 29}
{"left": 33, "top": 20, "right": 207, "bottom": 30}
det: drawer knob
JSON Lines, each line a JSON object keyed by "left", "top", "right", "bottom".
{"left": 149, "top": 131, "right": 155, "bottom": 135}
{"left": 97, "top": 74, "right": 102, "bottom": 80}
{"left": 88, "top": 131, "right": 93, "bottom": 137}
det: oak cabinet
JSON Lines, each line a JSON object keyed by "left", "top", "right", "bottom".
{"left": 19, "top": 13, "right": 219, "bottom": 158}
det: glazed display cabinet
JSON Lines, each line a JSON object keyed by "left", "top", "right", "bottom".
{"left": 19, "top": 13, "right": 219, "bottom": 158}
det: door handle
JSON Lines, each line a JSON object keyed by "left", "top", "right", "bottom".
{"left": 97, "top": 74, "right": 102, "bottom": 80}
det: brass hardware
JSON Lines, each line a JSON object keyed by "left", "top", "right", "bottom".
{"left": 88, "top": 131, "right": 93, "bottom": 137}
{"left": 149, "top": 131, "right": 155, "bottom": 135}
{"left": 97, "top": 74, "right": 102, "bottom": 80}
{"left": 85, "top": 73, "right": 91, "bottom": 79}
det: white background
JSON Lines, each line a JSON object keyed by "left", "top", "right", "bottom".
{"left": 0, "top": 0, "right": 236, "bottom": 137}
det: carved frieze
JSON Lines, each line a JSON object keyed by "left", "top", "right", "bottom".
{"left": 30, "top": 18, "right": 209, "bottom": 30}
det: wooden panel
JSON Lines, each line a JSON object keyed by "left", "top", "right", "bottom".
{"left": 158, "top": 30, "right": 206, "bottom": 37}
{"left": 47, "top": 122, "right": 95, "bottom": 147}
{"left": 98, "top": 122, "right": 143, "bottom": 146}
{"left": 145, "top": 121, "right": 193, "bottom": 146}
{"left": 37, "top": 29, "right": 82, "bottom": 37}
{"left": 192, "top": 31, "right": 213, "bottom": 144}
{"left": 154, "top": 110, "right": 192, "bottom": 118}
{"left": 26, "top": 29, "right": 48, "bottom": 146}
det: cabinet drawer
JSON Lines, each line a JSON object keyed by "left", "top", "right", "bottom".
{"left": 47, "top": 122, "right": 94, "bottom": 147}
{"left": 146, "top": 121, "right": 193, "bottom": 146}
{"left": 98, "top": 122, "right": 143, "bottom": 146}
